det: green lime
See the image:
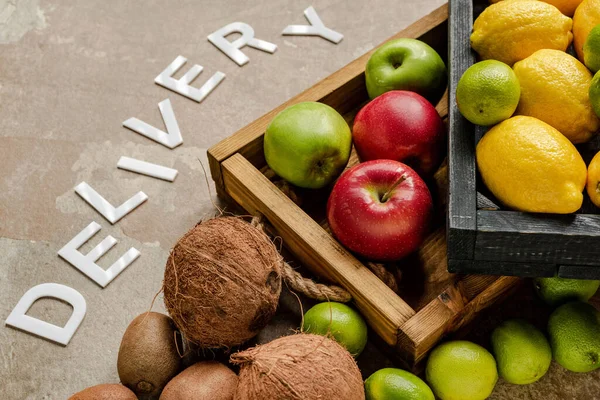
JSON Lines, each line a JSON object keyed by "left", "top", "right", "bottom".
{"left": 534, "top": 276, "right": 600, "bottom": 307}
{"left": 303, "top": 302, "right": 367, "bottom": 357}
{"left": 456, "top": 60, "right": 520, "bottom": 126}
{"left": 548, "top": 301, "right": 600, "bottom": 373}
{"left": 590, "top": 71, "right": 600, "bottom": 119}
{"left": 425, "top": 340, "right": 497, "bottom": 400}
{"left": 584, "top": 24, "right": 600, "bottom": 73}
{"left": 365, "top": 368, "right": 434, "bottom": 400}
{"left": 491, "top": 319, "right": 552, "bottom": 384}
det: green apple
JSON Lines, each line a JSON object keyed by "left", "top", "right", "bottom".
{"left": 365, "top": 38, "right": 447, "bottom": 102}
{"left": 264, "top": 102, "right": 351, "bottom": 189}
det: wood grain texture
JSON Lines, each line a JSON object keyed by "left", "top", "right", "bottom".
{"left": 447, "top": 0, "right": 477, "bottom": 261}
{"left": 221, "top": 153, "right": 416, "bottom": 346}
{"left": 558, "top": 265, "right": 600, "bottom": 279}
{"left": 397, "top": 275, "right": 520, "bottom": 365}
{"left": 448, "top": 259, "right": 557, "bottom": 277}
{"left": 397, "top": 283, "right": 467, "bottom": 365}
{"left": 207, "top": 4, "right": 449, "bottom": 190}
{"left": 476, "top": 211, "right": 600, "bottom": 267}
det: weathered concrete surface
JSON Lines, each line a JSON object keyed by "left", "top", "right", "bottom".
{"left": 1, "top": 1, "right": 599, "bottom": 399}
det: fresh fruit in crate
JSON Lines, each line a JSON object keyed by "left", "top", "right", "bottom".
{"left": 534, "top": 275, "right": 600, "bottom": 306}
{"left": 159, "top": 362, "right": 238, "bottom": 400}
{"left": 117, "top": 312, "right": 182, "bottom": 399}
{"left": 425, "top": 341, "right": 498, "bottom": 400}
{"left": 364, "top": 368, "right": 435, "bottom": 400}
{"left": 548, "top": 301, "right": 600, "bottom": 372}
{"left": 584, "top": 24, "right": 600, "bottom": 72}
{"left": 476, "top": 116, "right": 587, "bottom": 213}
{"left": 264, "top": 102, "right": 352, "bottom": 189}
{"left": 456, "top": 60, "right": 520, "bottom": 126}
{"left": 303, "top": 302, "right": 368, "bottom": 357}
{"left": 588, "top": 151, "right": 600, "bottom": 207}
{"left": 573, "top": 0, "right": 600, "bottom": 62}
{"left": 512, "top": 49, "right": 599, "bottom": 144}
{"left": 471, "top": 0, "right": 573, "bottom": 66}
{"left": 352, "top": 90, "right": 445, "bottom": 176}
{"left": 327, "top": 160, "right": 433, "bottom": 262}
{"left": 365, "top": 38, "right": 447, "bottom": 103}
{"left": 490, "top": 319, "right": 552, "bottom": 385}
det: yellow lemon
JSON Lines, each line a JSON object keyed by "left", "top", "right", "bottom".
{"left": 573, "top": 0, "right": 600, "bottom": 62}
{"left": 587, "top": 151, "right": 600, "bottom": 207}
{"left": 476, "top": 116, "right": 587, "bottom": 214}
{"left": 489, "top": 0, "right": 583, "bottom": 16}
{"left": 542, "top": 0, "right": 585, "bottom": 16}
{"left": 513, "top": 49, "right": 599, "bottom": 144}
{"left": 471, "top": 0, "right": 573, "bottom": 66}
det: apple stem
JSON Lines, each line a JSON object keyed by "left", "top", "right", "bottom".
{"left": 380, "top": 175, "right": 407, "bottom": 203}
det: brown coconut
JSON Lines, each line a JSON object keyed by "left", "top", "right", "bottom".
{"left": 230, "top": 333, "right": 365, "bottom": 400}
{"left": 117, "top": 312, "right": 182, "bottom": 399}
{"left": 163, "top": 217, "right": 282, "bottom": 348}
{"left": 68, "top": 384, "right": 137, "bottom": 400}
{"left": 159, "top": 361, "right": 238, "bottom": 400}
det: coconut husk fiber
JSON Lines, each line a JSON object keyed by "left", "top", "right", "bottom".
{"left": 163, "top": 217, "right": 282, "bottom": 348}
{"left": 230, "top": 333, "right": 365, "bottom": 400}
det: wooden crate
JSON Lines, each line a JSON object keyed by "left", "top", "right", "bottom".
{"left": 208, "top": 3, "right": 520, "bottom": 369}
{"left": 448, "top": 0, "right": 600, "bottom": 280}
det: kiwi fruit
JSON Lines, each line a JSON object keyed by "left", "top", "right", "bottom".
{"left": 68, "top": 383, "right": 136, "bottom": 400}
{"left": 159, "top": 361, "right": 238, "bottom": 400}
{"left": 117, "top": 312, "right": 182, "bottom": 399}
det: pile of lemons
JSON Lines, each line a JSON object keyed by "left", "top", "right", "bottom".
{"left": 457, "top": 0, "right": 600, "bottom": 214}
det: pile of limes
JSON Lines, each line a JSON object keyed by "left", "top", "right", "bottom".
{"left": 456, "top": 0, "right": 600, "bottom": 214}
{"left": 303, "top": 275, "right": 600, "bottom": 400}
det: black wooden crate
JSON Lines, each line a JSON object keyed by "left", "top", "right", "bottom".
{"left": 447, "top": 0, "right": 600, "bottom": 279}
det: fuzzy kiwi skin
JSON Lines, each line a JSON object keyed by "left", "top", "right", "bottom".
{"left": 159, "top": 361, "right": 238, "bottom": 400}
{"left": 68, "top": 384, "right": 137, "bottom": 400}
{"left": 117, "top": 312, "right": 182, "bottom": 400}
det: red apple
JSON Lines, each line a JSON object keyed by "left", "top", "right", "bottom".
{"left": 352, "top": 90, "right": 445, "bottom": 176}
{"left": 327, "top": 159, "right": 433, "bottom": 262}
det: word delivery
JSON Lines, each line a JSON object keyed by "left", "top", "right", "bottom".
{"left": 5, "top": 6, "right": 343, "bottom": 346}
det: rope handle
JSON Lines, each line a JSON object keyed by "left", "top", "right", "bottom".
{"left": 250, "top": 215, "right": 352, "bottom": 303}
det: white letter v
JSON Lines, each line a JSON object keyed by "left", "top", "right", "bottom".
{"left": 123, "top": 99, "right": 183, "bottom": 149}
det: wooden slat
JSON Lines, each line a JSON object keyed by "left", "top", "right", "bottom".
{"left": 221, "top": 153, "right": 416, "bottom": 346}
{"left": 558, "top": 265, "right": 600, "bottom": 279}
{"left": 450, "top": 276, "right": 521, "bottom": 332}
{"left": 447, "top": 0, "right": 477, "bottom": 260}
{"left": 459, "top": 275, "right": 501, "bottom": 300}
{"left": 448, "top": 259, "right": 557, "bottom": 277}
{"left": 398, "top": 275, "right": 520, "bottom": 365}
{"left": 397, "top": 284, "right": 468, "bottom": 364}
{"left": 476, "top": 210, "right": 600, "bottom": 266}
{"left": 208, "top": 4, "right": 449, "bottom": 190}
